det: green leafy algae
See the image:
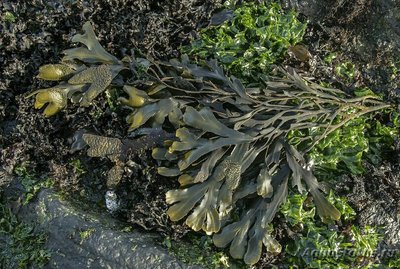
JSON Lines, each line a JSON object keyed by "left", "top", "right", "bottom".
{"left": 281, "top": 193, "right": 383, "bottom": 269}
{"left": 0, "top": 204, "right": 50, "bottom": 268}
{"left": 183, "top": 0, "right": 307, "bottom": 80}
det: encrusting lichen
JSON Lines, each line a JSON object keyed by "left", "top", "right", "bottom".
{"left": 28, "top": 22, "right": 394, "bottom": 265}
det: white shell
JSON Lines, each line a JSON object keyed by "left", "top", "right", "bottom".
{"left": 105, "top": 190, "right": 120, "bottom": 213}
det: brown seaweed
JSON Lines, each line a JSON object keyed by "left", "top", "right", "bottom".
{"left": 31, "top": 22, "right": 393, "bottom": 265}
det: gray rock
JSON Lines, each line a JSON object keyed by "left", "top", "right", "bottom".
{"left": 3, "top": 182, "right": 202, "bottom": 269}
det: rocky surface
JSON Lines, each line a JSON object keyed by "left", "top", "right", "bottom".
{"left": 3, "top": 180, "right": 202, "bottom": 269}
{"left": 291, "top": 0, "right": 400, "bottom": 93}
{"left": 337, "top": 161, "right": 400, "bottom": 248}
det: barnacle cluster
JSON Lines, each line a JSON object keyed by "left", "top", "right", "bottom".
{"left": 28, "top": 22, "right": 392, "bottom": 265}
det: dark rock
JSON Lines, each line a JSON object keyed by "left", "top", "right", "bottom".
{"left": 3, "top": 181, "right": 202, "bottom": 269}
{"left": 336, "top": 161, "right": 400, "bottom": 247}
{"left": 284, "top": 0, "right": 400, "bottom": 94}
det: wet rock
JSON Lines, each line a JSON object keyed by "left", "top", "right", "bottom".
{"left": 336, "top": 161, "right": 400, "bottom": 247}
{"left": 283, "top": 0, "right": 400, "bottom": 93}
{"left": 2, "top": 181, "right": 202, "bottom": 269}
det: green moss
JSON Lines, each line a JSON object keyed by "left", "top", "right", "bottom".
{"left": 14, "top": 163, "right": 55, "bottom": 205}
{"left": 0, "top": 204, "right": 50, "bottom": 269}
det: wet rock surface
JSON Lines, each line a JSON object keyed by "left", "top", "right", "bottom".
{"left": 3, "top": 180, "right": 202, "bottom": 269}
{"left": 337, "top": 161, "right": 400, "bottom": 247}
{"left": 289, "top": 0, "right": 400, "bottom": 93}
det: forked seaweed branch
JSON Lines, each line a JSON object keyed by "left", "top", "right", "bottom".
{"left": 27, "top": 22, "right": 392, "bottom": 265}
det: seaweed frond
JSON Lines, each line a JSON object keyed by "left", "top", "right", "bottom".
{"left": 28, "top": 22, "right": 125, "bottom": 114}
{"left": 118, "top": 85, "right": 149, "bottom": 108}
{"left": 31, "top": 22, "right": 394, "bottom": 266}
{"left": 77, "top": 131, "right": 173, "bottom": 189}
{"left": 68, "top": 65, "right": 123, "bottom": 106}
{"left": 63, "top": 21, "right": 120, "bottom": 65}
{"left": 126, "top": 58, "right": 390, "bottom": 265}
{"left": 26, "top": 84, "right": 84, "bottom": 117}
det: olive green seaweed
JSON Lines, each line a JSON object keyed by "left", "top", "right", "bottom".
{"left": 63, "top": 21, "right": 121, "bottom": 65}
{"left": 28, "top": 22, "right": 393, "bottom": 265}
{"left": 27, "top": 22, "right": 125, "bottom": 114}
